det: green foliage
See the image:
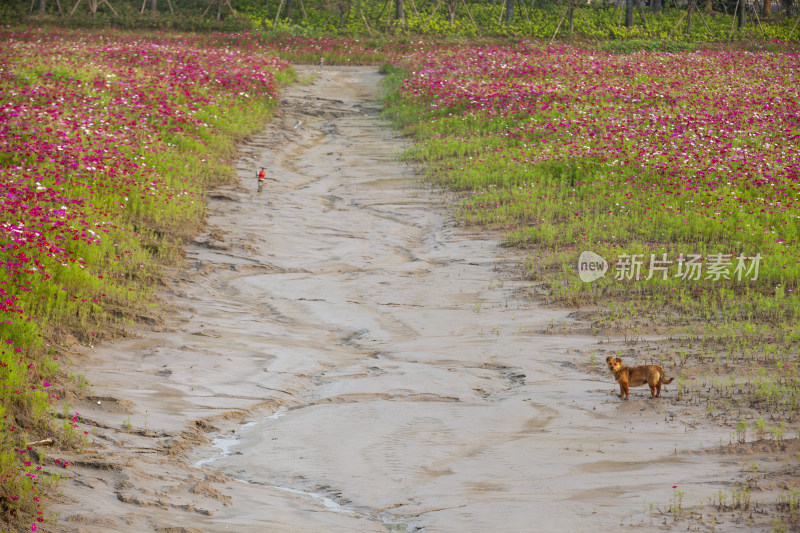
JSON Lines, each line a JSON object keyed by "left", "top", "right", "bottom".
{"left": 5, "top": 0, "right": 800, "bottom": 41}
{"left": 6, "top": 0, "right": 251, "bottom": 31}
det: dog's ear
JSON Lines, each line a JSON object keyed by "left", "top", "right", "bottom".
{"left": 605, "top": 356, "right": 613, "bottom": 363}
{"left": 615, "top": 357, "right": 622, "bottom": 364}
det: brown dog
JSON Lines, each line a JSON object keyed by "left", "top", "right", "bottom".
{"left": 606, "top": 356, "right": 673, "bottom": 400}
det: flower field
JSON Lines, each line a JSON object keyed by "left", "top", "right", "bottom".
{"left": 0, "top": 28, "right": 290, "bottom": 527}
{"left": 1, "top": 25, "right": 799, "bottom": 528}
{"left": 386, "top": 43, "right": 800, "bottom": 327}
{"left": 384, "top": 42, "right": 800, "bottom": 430}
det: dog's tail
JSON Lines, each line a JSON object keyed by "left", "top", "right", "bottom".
{"left": 660, "top": 371, "right": 673, "bottom": 385}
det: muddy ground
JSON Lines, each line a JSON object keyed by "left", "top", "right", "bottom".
{"left": 42, "top": 67, "right": 796, "bottom": 532}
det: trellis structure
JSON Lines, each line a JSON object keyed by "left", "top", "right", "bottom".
{"left": 550, "top": 0, "right": 597, "bottom": 42}
{"left": 29, "top": 0, "right": 64, "bottom": 15}
{"left": 202, "top": 0, "right": 236, "bottom": 19}
{"left": 69, "top": 0, "right": 118, "bottom": 16}
{"left": 140, "top": 0, "right": 174, "bottom": 14}
{"left": 424, "top": 0, "right": 476, "bottom": 30}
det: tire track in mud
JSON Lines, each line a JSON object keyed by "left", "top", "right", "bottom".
{"left": 49, "top": 67, "right": 743, "bottom": 533}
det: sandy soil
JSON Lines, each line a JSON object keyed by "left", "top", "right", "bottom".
{"left": 42, "top": 67, "right": 781, "bottom": 533}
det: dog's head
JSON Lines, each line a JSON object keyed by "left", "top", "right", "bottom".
{"left": 606, "top": 356, "right": 623, "bottom": 372}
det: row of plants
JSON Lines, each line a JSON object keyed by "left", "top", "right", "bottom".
{"left": 0, "top": 27, "right": 292, "bottom": 529}
{"left": 265, "top": 2, "right": 800, "bottom": 41}
{"left": 6, "top": 0, "right": 800, "bottom": 41}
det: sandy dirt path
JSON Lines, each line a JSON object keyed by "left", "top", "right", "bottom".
{"left": 47, "top": 67, "right": 743, "bottom": 533}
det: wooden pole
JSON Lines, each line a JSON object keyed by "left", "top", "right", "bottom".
{"left": 487, "top": 0, "right": 499, "bottom": 25}
{"left": 575, "top": 6, "right": 596, "bottom": 39}
{"left": 460, "top": 0, "right": 478, "bottom": 31}
{"left": 518, "top": 0, "right": 530, "bottom": 24}
{"left": 273, "top": 0, "right": 284, "bottom": 23}
{"left": 789, "top": 12, "right": 800, "bottom": 39}
{"left": 358, "top": 2, "right": 375, "bottom": 36}
{"left": 750, "top": 0, "right": 767, "bottom": 37}
{"left": 426, "top": 0, "right": 443, "bottom": 24}
{"left": 729, "top": 0, "right": 741, "bottom": 36}
{"left": 100, "top": 0, "right": 118, "bottom": 16}
{"left": 568, "top": 5, "right": 573, "bottom": 33}
{"left": 696, "top": 5, "right": 712, "bottom": 32}
{"left": 744, "top": 0, "right": 755, "bottom": 35}
{"left": 374, "top": 0, "right": 391, "bottom": 25}
{"left": 635, "top": 0, "right": 648, "bottom": 29}
{"left": 550, "top": 6, "right": 569, "bottom": 43}
{"left": 69, "top": 0, "right": 83, "bottom": 16}
{"left": 408, "top": 0, "right": 420, "bottom": 22}
{"left": 669, "top": 9, "right": 687, "bottom": 36}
